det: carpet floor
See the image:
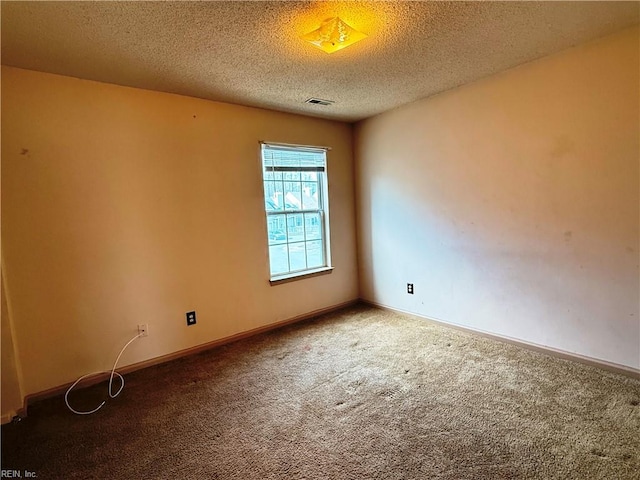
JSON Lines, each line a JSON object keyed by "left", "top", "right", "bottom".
{"left": 2, "top": 304, "right": 639, "bottom": 479}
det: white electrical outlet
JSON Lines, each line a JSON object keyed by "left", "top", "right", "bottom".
{"left": 137, "top": 324, "right": 148, "bottom": 337}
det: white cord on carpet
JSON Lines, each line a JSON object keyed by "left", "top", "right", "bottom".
{"left": 64, "top": 333, "right": 142, "bottom": 415}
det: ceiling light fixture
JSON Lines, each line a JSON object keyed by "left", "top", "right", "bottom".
{"left": 301, "top": 17, "right": 367, "bottom": 54}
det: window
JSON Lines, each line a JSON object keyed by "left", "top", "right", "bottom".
{"left": 261, "top": 142, "right": 332, "bottom": 281}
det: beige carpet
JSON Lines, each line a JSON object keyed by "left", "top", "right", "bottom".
{"left": 2, "top": 304, "right": 639, "bottom": 479}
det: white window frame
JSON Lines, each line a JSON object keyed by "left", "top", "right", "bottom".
{"left": 260, "top": 142, "right": 333, "bottom": 284}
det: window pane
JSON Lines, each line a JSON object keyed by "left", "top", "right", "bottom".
{"left": 301, "top": 171, "right": 317, "bottom": 181}
{"left": 267, "top": 216, "right": 287, "bottom": 245}
{"left": 306, "top": 240, "right": 324, "bottom": 269}
{"left": 283, "top": 180, "right": 302, "bottom": 211}
{"left": 264, "top": 170, "right": 283, "bottom": 181}
{"left": 269, "top": 244, "right": 289, "bottom": 275}
{"left": 283, "top": 170, "right": 301, "bottom": 181}
{"left": 302, "top": 182, "right": 319, "bottom": 209}
{"left": 288, "top": 242, "right": 306, "bottom": 271}
{"left": 287, "top": 214, "right": 304, "bottom": 242}
{"left": 304, "top": 213, "right": 322, "bottom": 241}
{"left": 264, "top": 181, "right": 284, "bottom": 212}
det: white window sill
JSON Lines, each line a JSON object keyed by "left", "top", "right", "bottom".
{"left": 269, "top": 267, "right": 334, "bottom": 285}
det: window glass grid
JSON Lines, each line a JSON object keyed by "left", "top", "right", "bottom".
{"left": 262, "top": 144, "right": 329, "bottom": 278}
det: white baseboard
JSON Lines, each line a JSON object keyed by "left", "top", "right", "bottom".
{"left": 16, "top": 298, "right": 360, "bottom": 417}
{"left": 363, "top": 299, "right": 640, "bottom": 379}
{"left": 7, "top": 296, "right": 636, "bottom": 425}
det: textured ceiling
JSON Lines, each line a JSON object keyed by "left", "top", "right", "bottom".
{"left": 1, "top": 1, "right": 638, "bottom": 122}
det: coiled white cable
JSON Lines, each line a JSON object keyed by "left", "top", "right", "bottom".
{"left": 65, "top": 332, "right": 142, "bottom": 415}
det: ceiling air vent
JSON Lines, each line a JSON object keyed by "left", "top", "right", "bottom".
{"left": 305, "top": 98, "right": 335, "bottom": 106}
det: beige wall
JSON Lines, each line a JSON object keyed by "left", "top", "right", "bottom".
{"left": 1, "top": 67, "right": 359, "bottom": 410}
{"left": 355, "top": 27, "right": 640, "bottom": 369}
